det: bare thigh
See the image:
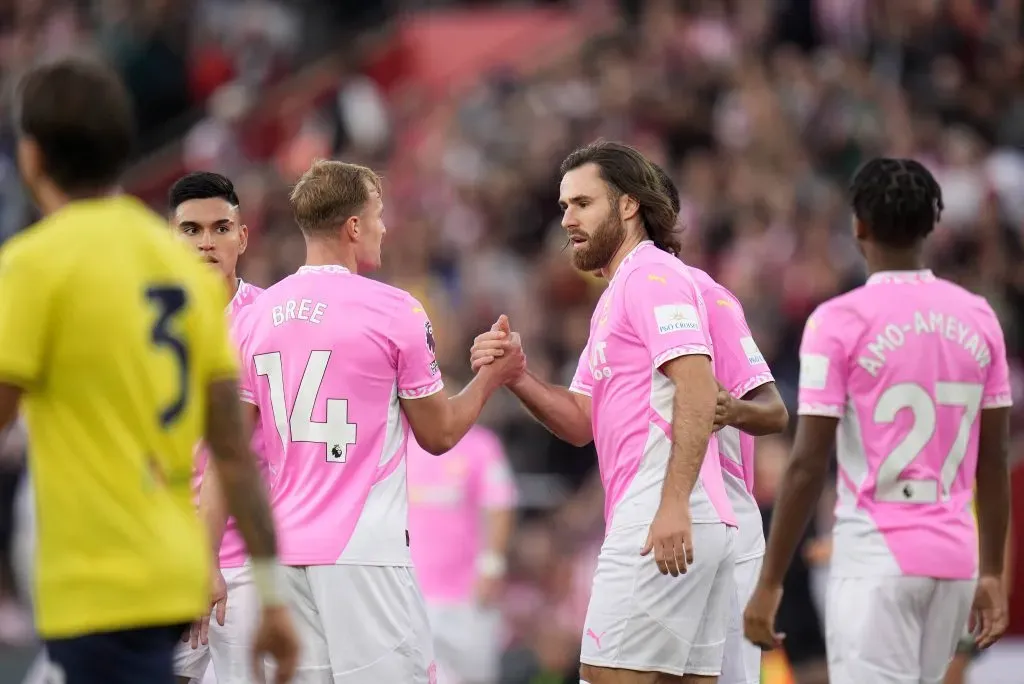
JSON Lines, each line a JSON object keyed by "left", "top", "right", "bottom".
{"left": 580, "top": 664, "right": 717, "bottom": 684}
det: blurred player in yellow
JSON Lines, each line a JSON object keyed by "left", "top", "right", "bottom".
{"left": 0, "top": 58, "right": 299, "bottom": 684}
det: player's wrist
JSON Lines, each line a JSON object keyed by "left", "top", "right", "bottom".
{"left": 476, "top": 551, "right": 507, "bottom": 578}
{"left": 251, "top": 557, "right": 287, "bottom": 606}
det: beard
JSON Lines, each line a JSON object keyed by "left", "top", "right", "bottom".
{"left": 570, "top": 209, "right": 627, "bottom": 272}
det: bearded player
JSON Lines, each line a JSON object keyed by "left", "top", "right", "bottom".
{"left": 168, "top": 172, "right": 265, "bottom": 684}
{"left": 471, "top": 141, "right": 737, "bottom": 684}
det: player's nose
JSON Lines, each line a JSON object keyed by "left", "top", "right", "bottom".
{"left": 561, "top": 210, "right": 578, "bottom": 231}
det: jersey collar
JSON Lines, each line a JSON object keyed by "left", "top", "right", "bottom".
{"left": 297, "top": 265, "right": 351, "bottom": 275}
{"left": 866, "top": 270, "right": 936, "bottom": 286}
{"left": 609, "top": 240, "right": 654, "bottom": 286}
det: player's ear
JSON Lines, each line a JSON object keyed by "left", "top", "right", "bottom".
{"left": 238, "top": 224, "right": 249, "bottom": 254}
{"left": 16, "top": 137, "right": 42, "bottom": 188}
{"left": 619, "top": 193, "right": 640, "bottom": 222}
{"left": 852, "top": 216, "right": 868, "bottom": 241}
{"left": 343, "top": 215, "right": 360, "bottom": 241}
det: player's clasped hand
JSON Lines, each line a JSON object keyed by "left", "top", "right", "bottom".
{"left": 470, "top": 315, "right": 526, "bottom": 382}
{"left": 640, "top": 497, "right": 694, "bottom": 577}
{"left": 970, "top": 574, "right": 1009, "bottom": 650}
{"left": 712, "top": 383, "right": 734, "bottom": 432}
{"left": 743, "top": 583, "right": 786, "bottom": 651}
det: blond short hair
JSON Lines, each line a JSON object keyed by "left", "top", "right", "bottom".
{"left": 289, "top": 159, "right": 382, "bottom": 235}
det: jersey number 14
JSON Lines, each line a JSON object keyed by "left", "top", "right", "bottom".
{"left": 873, "top": 381, "right": 983, "bottom": 504}
{"left": 254, "top": 351, "right": 358, "bottom": 463}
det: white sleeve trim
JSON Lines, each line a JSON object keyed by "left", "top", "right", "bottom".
{"left": 397, "top": 379, "right": 445, "bottom": 400}
{"left": 653, "top": 344, "right": 711, "bottom": 369}
{"left": 797, "top": 402, "right": 844, "bottom": 418}
{"left": 982, "top": 394, "right": 1013, "bottom": 409}
{"left": 569, "top": 382, "right": 592, "bottom": 397}
{"left": 730, "top": 372, "right": 775, "bottom": 399}
{"left": 239, "top": 390, "right": 257, "bottom": 405}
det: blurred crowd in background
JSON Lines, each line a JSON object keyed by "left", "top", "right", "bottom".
{"left": 3, "top": 0, "right": 1024, "bottom": 682}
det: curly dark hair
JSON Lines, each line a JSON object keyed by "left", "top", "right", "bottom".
{"left": 560, "top": 141, "right": 680, "bottom": 255}
{"left": 849, "top": 158, "right": 944, "bottom": 248}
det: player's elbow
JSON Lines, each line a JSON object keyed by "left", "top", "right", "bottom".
{"left": 417, "top": 433, "right": 456, "bottom": 456}
{"left": 767, "top": 401, "right": 790, "bottom": 434}
{"left": 565, "top": 430, "right": 594, "bottom": 448}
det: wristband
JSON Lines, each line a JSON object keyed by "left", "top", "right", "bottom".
{"left": 476, "top": 552, "right": 507, "bottom": 578}
{"left": 251, "top": 558, "right": 287, "bottom": 606}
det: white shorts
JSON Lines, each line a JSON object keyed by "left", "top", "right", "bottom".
{"left": 173, "top": 635, "right": 211, "bottom": 681}
{"left": 282, "top": 565, "right": 435, "bottom": 684}
{"left": 720, "top": 555, "right": 763, "bottom": 684}
{"left": 580, "top": 522, "right": 736, "bottom": 677}
{"left": 825, "top": 575, "right": 976, "bottom": 684}
{"left": 425, "top": 601, "right": 502, "bottom": 684}
{"left": 172, "top": 565, "right": 259, "bottom": 682}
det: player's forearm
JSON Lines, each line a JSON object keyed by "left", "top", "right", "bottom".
{"left": 197, "top": 461, "right": 230, "bottom": 555}
{"left": 481, "top": 507, "right": 514, "bottom": 575}
{"left": 428, "top": 369, "right": 503, "bottom": 454}
{"left": 729, "top": 385, "right": 789, "bottom": 436}
{"left": 663, "top": 375, "right": 716, "bottom": 502}
{"left": 759, "top": 454, "right": 827, "bottom": 587}
{"left": 507, "top": 370, "right": 592, "bottom": 447}
{"left": 977, "top": 407, "right": 1011, "bottom": 577}
{"left": 204, "top": 380, "right": 278, "bottom": 560}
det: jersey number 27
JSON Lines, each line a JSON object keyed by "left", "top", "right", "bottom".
{"left": 254, "top": 351, "right": 358, "bottom": 462}
{"left": 873, "top": 381, "right": 983, "bottom": 504}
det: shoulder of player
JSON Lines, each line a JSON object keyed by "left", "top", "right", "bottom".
{"left": 619, "top": 253, "right": 694, "bottom": 295}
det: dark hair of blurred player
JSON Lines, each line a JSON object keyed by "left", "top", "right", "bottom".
{"left": 169, "top": 171, "right": 249, "bottom": 292}
{"left": 559, "top": 140, "right": 679, "bottom": 273}
{"left": 849, "top": 157, "right": 944, "bottom": 263}
{"left": 4, "top": 58, "right": 299, "bottom": 684}
{"left": 15, "top": 59, "right": 135, "bottom": 207}
{"left": 289, "top": 159, "right": 386, "bottom": 272}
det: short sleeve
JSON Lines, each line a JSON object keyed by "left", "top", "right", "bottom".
{"left": 706, "top": 288, "right": 774, "bottom": 398}
{"left": 475, "top": 430, "right": 517, "bottom": 510}
{"left": 980, "top": 304, "right": 1012, "bottom": 409}
{"left": 228, "top": 306, "right": 256, "bottom": 405}
{"left": 196, "top": 269, "right": 239, "bottom": 386}
{"left": 569, "top": 343, "right": 593, "bottom": 397}
{"left": 392, "top": 295, "right": 444, "bottom": 400}
{"left": 622, "top": 266, "right": 711, "bottom": 369}
{"left": 0, "top": 242, "right": 53, "bottom": 387}
{"left": 797, "top": 305, "right": 849, "bottom": 418}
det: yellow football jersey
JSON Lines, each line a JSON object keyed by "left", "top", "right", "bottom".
{"left": 0, "top": 196, "right": 238, "bottom": 638}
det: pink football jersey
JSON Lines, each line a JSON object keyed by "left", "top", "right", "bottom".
{"left": 687, "top": 266, "right": 774, "bottom": 561}
{"left": 407, "top": 426, "right": 517, "bottom": 602}
{"left": 233, "top": 265, "right": 443, "bottom": 566}
{"left": 798, "top": 270, "right": 1012, "bottom": 579}
{"left": 192, "top": 279, "right": 265, "bottom": 568}
{"left": 569, "top": 242, "right": 735, "bottom": 531}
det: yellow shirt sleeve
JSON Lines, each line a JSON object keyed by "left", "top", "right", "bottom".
{"left": 195, "top": 269, "right": 239, "bottom": 384}
{"left": 0, "top": 240, "right": 53, "bottom": 386}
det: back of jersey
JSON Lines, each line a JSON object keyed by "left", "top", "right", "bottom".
{"left": 234, "top": 265, "right": 443, "bottom": 566}
{"left": 0, "top": 196, "right": 237, "bottom": 637}
{"left": 797, "top": 270, "right": 1011, "bottom": 579}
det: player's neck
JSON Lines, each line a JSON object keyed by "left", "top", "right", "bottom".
{"left": 304, "top": 240, "right": 358, "bottom": 274}
{"left": 600, "top": 233, "right": 646, "bottom": 280}
{"left": 864, "top": 244, "right": 925, "bottom": 277}
{"left": 226, "top": 273, "right": 239, "bottom": 297}
{"left": 34, "top": 182, "right": 120, "bottom": 217}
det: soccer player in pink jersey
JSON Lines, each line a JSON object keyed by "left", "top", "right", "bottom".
{"left": 654, "top": 165, "right": 790, "bottom": 684}
{"left": 407, "top": 403, "right": 517, "bottom": 684}
{"left": 168, "top": 172, "right": 265, "bottom": 684}
{"left": 744, "top": 158, "right": 1012, "bottom": 684}
{"left": 221, "top": 160, "right": 524, "bottom": 684}
{"left": 471, "top": 141, "right": 738, "bottom": 684}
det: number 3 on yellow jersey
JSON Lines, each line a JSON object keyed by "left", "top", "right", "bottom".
{"left": 145, "top": 285, "right": 190, "bottom": 427}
